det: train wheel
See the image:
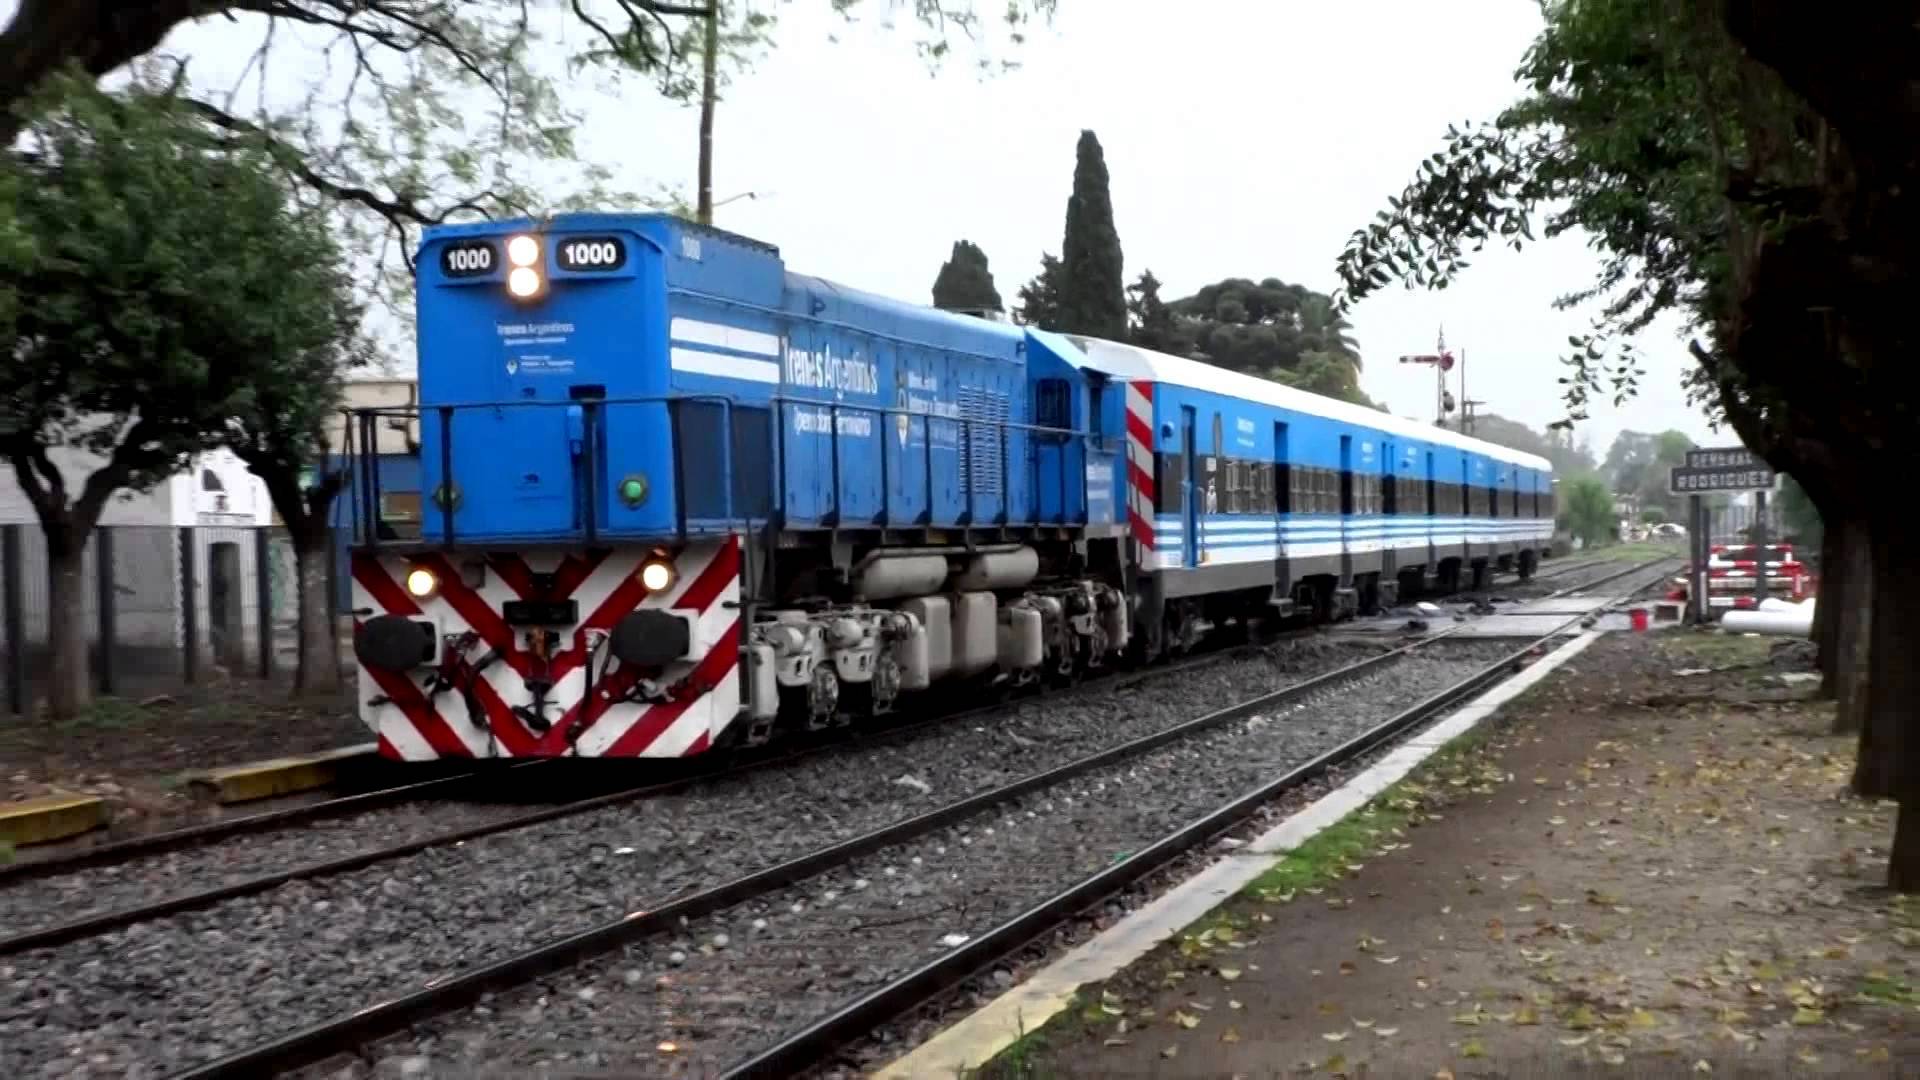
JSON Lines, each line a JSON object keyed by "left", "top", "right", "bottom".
{"left": 1358, "top": 573, "right": 1382, "bottom": 617}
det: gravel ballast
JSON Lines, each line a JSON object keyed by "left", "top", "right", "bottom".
{"left": 0, "top": 634, "right": 1435, "bottom": 1079}
{"left": 327, "top": 645, "right": 1522, "bottom": 1078}
{"left": 0, "top": 798, "right": 545, "bottom": 935}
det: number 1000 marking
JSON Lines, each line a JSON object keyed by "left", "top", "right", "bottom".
{"left": 441, "top": 242, "right": 495, "bottom": 277}
{"left": 558, "top": 236, "right": 626, "bottom": 271}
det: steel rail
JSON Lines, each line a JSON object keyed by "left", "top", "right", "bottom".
{"left": 720, "top": 558, "right": 1683, "bottom": 1078}
{"left": 163, "top": 583, "right": 1577, "bottom": 1080}
{"left": 0, "top": 762, "right": 520, "bottom": 886}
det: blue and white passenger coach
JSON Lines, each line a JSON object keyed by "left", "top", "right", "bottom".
{"left": 347, "top": 213, "right": 1553, "bottom": 760}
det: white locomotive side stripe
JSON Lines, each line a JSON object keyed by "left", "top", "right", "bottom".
{"left": 670, "top": 347, "right": 782, "bottom": 384}
{"left": 669, "top": 318, "right": 782, "bottom": 357}
{"left": 1125, "top": 382, "right": 1151, "bottom": 418}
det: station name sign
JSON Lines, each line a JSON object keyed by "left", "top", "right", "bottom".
{"left": 1683, "top": 448, "right": 1764, "bottom": 470}
{"left": 1670, "top": 446, "right": 1776, "bottom": 494}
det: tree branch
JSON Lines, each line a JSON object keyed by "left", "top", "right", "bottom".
{"left": 5, "top": 442, "right": 67, "bottom": 523}
{"left": 0, "top": 0, "right": 203, "bottom": 143}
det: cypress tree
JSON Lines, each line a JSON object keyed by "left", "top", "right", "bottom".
{"left": 931, "top": 239, "right": 1004, "bottom": 315}
{"left": 1057, "top": 130, "right": 1127, "bottom": 340}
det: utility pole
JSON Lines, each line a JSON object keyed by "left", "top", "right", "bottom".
{"left": 1458, "top": 347, "right": 1468, "bottom": 435}
{"left": 696, "top": 1, "right": 719, "bottom": 225}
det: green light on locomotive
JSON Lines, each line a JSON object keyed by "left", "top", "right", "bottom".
{"left": 618, "top": 474, "right": 649, "bottom": 507}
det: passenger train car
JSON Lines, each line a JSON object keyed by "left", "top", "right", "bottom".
{"left": 347, "top": 214, "right": 1553, "bottom": 760}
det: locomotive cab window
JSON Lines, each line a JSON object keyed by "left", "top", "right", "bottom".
{"left": 1036, "top": 378, "right": 1072, "bottom": 432}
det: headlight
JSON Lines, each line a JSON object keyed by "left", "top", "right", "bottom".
{"left": 639, "top": 558, "right": 675, "bottom": 592}
{"left": 507, "top": 266, "right": 543, "bottom": 298}
{"left": 405, "top": 566, "right": 439, "bottom": 598}
{"left": 506, "top": 234, "right": 541, "bottom": 267}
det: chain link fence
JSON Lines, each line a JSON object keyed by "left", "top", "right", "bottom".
{"left": 1, "top": 523, "right": 353, "bottom": 714}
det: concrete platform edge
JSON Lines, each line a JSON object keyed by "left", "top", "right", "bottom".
{"left": 184, "top": 742, "right": 379, "bottom": 805}
{"left": 0, "top": 792, "right": 111, "bottom": 848}
{"left": 872, "top": 629, "right": 1608, "bottom": 1079}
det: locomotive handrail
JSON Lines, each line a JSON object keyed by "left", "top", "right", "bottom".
{"left": 340, "top": 394, "right": 1097, "bottom": 551}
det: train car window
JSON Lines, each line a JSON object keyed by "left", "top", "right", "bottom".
{"left": 1086, "top": 380, "right": 1105, "bottom": 439}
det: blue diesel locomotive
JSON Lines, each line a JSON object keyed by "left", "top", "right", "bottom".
{"left": 347, "top": 213, "right": 1553, "bottom": 760}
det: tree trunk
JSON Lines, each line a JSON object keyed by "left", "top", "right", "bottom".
{"left": 1895, "top": 799, "right": 1920, "bottom": 894}
{"left": 1814, "top": 521, "right": 1842, "bottom": 695}
{"left": 289, "top": 521, "right": 339, "bottom": 695}
{"left": 1856, "top": 521, "right": 1919, "bottom": 895}
{"left": 42, "top": 528, "right": 91, "bottom": 722}
{"left": 1830, "top": 517, "right": 1873, "bottom": 735}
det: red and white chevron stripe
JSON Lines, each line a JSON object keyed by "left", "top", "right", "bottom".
{"left": 350, "top": 537, "right": 742, "bottom": 760}
{"left": 1124, "top": 379, "right": 1157, "bottom": 561}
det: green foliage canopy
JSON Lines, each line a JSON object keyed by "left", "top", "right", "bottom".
{"left": 1602, "top": 429, "right": 1696, "bottom": 522}
{"left": 931, "top": 239, "right": 1003, "bottom": 314}
{"left": 1467, "top": 414, "right": 1597, "bottom": 478}
{"left": 1119, "top": 273, "right": 1374, "bottom": 409}
{"left": 1559, "top": 474, "right": 1616, "bottom": 548}
{"left": 1, "top": 74, "right": 365, "bottom": 547}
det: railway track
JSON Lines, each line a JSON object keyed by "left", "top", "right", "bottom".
{"left": 0, "top": 552, "right": 1645, "bottom": 958}
{"left": 114, "top": 557, "right": 1674, "bottom": 1080}
{"left": 0, "top": 618, "right": 1304, "bottom": 961}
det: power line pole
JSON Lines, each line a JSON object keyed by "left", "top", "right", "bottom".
{"left": 696, "top": 2, "right": 719, "bottom": 225}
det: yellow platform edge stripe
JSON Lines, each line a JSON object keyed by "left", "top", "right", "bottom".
{"left": 872, "top": 630, "right": 1606, "bottom": 1079}
{"left": 0, "top": 792, "right": 110, "bottom": 848}
{"left": 184, "top": 742, "right": 379, "bottom": 805}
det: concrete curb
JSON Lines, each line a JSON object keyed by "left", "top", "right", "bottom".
{"left": 0, "top": 793, "right": 110, "bottom": 848}
{"left": 184, "top": 742, "right": 379, "bottom": 805}
{"left": 874, "top": 629, "right": 1607, "bottom": 1079}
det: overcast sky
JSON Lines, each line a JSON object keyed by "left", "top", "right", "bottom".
{"left": 19, "top": 0, "right": 1725, "bottom": 459}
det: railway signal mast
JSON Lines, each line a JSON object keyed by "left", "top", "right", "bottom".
{"left": 1399, "top": 327, "right": 1462, "bottom": 429}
